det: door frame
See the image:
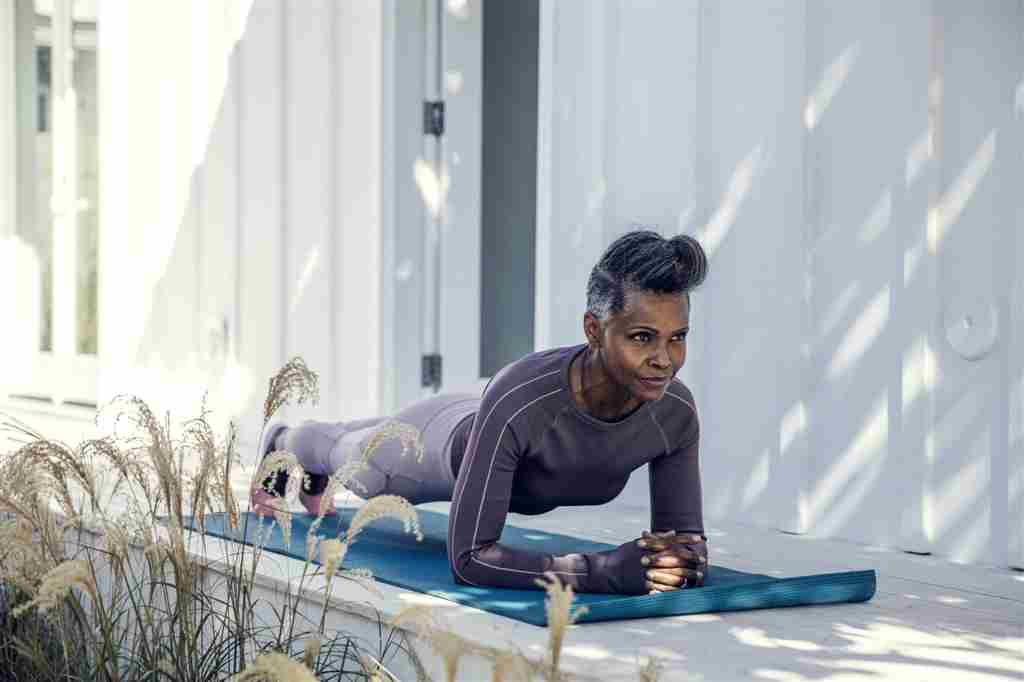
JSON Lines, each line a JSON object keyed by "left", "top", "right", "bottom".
{"left": 385, "top": 0, "right": 555, "bottom": 410}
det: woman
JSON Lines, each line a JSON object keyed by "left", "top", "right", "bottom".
{"left": 252, "top": 230, "right": 709, "bottom": 596}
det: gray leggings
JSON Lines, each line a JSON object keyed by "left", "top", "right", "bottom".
{"left": 273, "top": 393, "right": 479, "bottom": 504}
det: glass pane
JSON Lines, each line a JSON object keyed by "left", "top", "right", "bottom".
{"left": 74, "top": 9, "right": 98, "bottom": 355}
{"left": 31, "top": 2, "right": 54, "bottom": 352}
{"left": 479, "top": 0, "right": 539, "bottom": 376}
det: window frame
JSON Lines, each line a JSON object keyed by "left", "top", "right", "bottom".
{"left": 4, "top": 0, "right": 98, "bottom": 410}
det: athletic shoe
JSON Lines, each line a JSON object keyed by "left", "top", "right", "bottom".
{"left": 249, "top": 421, "right": 288, "bottom": 517}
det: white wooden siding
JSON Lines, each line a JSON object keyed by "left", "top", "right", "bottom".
{"left": 91, "top": 0, "right": 385, "bottom": 447}
{"left": 541, "top": 0, "right": 1024, "bottom": 568}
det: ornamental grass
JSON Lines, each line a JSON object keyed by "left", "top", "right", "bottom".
{"left": 0, "top": 358, "right": 650, "bottom": 681}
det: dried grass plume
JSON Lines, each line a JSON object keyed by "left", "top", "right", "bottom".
{"left": 231, "top": 651, "right": 318, "bottom": 681}
{"left": 263, "top": 357, "right": 319, "bottom": 426}
{"left": 534, "top": 572, "right": 589, "bottom": 680}
{"left": 13, "top": 559, "right": 98, "bottom": 618}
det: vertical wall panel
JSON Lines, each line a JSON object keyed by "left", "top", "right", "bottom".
{"left": 694, "top": 0, "right": 810, "bottom": 533}
{"left": 807, "top": 1, "right": 931, "bottom": 547}
{"left": 604, "top": 0, "right": 698, "bottom": 239}
{"left": 237, "top": 0, "right": 285, "bottom": 444}
{"left": 111, "top": 1, "right": 204, "bottom": 415}
{"left": 336, "top": 0, "right": 385, "bottom": 418}
{"left": 606, "top": 0, "right": 702, "bottom": 511}
{"left": 933, "top": 0, "right": 1021, "bottom": 565}
{"left": 540, "top": 0, "right": 612, "bottom": 349}
{"left": 1011, "top": 0, "right": 1024, "bottom": 566}
{"left": 197, "top": 4, "right": 242, "bottom": 428}
{"left": 284, "top": 1, "right": 334, "bottom": 421}
{"left": 1010, "top": 111, "right": 1024, "bottom": 567}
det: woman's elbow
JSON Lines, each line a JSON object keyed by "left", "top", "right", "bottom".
{"left": 448, "top": 547, "right": 478, "bottom": 586}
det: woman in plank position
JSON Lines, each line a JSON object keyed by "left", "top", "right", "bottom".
{"left": 251, "top": 230, "right": 709, "bottom": 596}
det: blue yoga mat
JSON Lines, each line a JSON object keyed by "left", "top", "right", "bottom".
{"left": 191, "top": 509, "right": 875, "bottom": 627}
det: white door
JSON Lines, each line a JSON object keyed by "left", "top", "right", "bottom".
{"left": 419, "top": 0, "right": 541, "bottom": 397}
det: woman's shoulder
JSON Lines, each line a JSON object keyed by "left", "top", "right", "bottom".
{"left": 662, "top": 379, "right": 696, "bottom": 412}
{"left": 481, "top": 344, "right": 581, "bottom": 403}
{"left": 654, "top": 379, "right": 699, "bottom": 437}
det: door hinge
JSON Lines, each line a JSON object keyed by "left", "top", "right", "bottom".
{"left": 423, "top": 100, "right": 445, "bottom": 136}
{"left": 421, "top": 353, "right": 443, "bottom": 390}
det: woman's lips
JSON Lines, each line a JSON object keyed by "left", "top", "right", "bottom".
{"left": 639, "top": 376, "right": 670, "bottom": 387}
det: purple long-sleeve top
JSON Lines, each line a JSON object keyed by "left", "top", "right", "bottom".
{"left": 446, "top": 344, "right": 703, "bottom": 595}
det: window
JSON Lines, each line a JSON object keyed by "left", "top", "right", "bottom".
{"left": 7, "top": 0, "right": 99, "bottom": 407}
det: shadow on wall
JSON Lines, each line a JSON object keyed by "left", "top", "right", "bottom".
{"left": 120, "top": 0, "right": 372, "bottom": 447}
{"left": 691, "top": 8, "right": 1020, "bottom": 569}
{"left": 121, "top": 3, "right": 256, "bottom": 439}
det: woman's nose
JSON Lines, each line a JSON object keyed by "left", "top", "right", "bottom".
{"left": 649, "top": 346, "right": 670, "bottom": 368}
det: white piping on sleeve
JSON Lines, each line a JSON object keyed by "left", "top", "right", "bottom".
{"left": 649, "top": 412, "right": 671, "bottom": 457}
{"left": 448, "top": 369, "right": 561, "bottom": 585}
{"left": 662, "top": 388, "right": 697, "bottom": 416}
{"left": 469, "top": 388, "right": 563, "bottom": 549}
{"left": 470, "top": 557, "right": 587, "bottom": 577}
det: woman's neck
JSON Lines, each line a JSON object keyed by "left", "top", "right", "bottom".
{"left": 573, "top": 346, "right": 642, "bottom": 422}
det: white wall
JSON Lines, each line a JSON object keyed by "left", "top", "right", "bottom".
{"left": 95, "top": 0, "right": 385, "bottom": 449}
{"left": 541, "top": 0, "right": 1024, "bottom": 568}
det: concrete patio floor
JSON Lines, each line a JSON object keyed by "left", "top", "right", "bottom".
{"left": 228, "top": 487, "right": 1024, "bottom": 682}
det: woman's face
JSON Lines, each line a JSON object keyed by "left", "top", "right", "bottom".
{"left": 588, "top": 289, "right": 690, "bottom": 403}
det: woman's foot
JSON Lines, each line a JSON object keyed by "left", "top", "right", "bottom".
{"left": 299, "top": 488, "right": 337, "bottom": 517}
{"left": 250, "top": 421, "right": 288, "bottom": 517}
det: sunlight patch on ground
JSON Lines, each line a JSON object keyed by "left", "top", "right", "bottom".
{"left": 799, "top": 658, "right": 1021, "bottom": 682}
{"left": 731, "top": 626, "right": 822, "bottom": 652}
{"left": 753, "top": 670, "right": 806, "bottom": 681}
{"left": 834, "top": 621, "right": 989, "bottom": 655}
{"left": 561, "top": 644, "right": 611, "bottom": 660}
{"left": 621, "top": 627, "right": 654, "bottom": 637}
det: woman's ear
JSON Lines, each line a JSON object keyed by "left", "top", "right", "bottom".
{"left": 583, "top": 312, "right": 602, "bottom": 349}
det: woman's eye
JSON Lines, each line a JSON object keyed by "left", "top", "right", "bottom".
{"left": 673, "top": 333, "right": 688, "bottom": 342}
{"left": 632, "top": 333, "right": 651, "bottom": 343}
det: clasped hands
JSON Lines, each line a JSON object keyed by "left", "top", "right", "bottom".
{"left": 636, "top": 530, "right": 707, "bottom": 594}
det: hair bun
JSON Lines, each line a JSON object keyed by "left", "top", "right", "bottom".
{"left": 669, "top": 234, "right": 708, "bottom": 288}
